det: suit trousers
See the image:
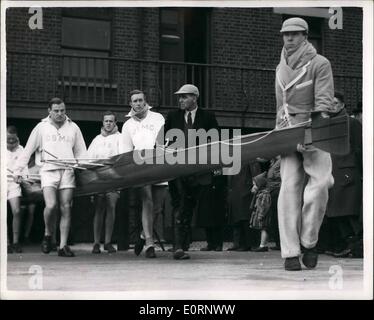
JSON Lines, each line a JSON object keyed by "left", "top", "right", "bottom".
{"left": 278, "top": 147, "right": 334, "bottom": 258}
{"left": 169, "top": 178, "right": 206, "bottom": 251}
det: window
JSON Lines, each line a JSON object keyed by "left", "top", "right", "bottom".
{"left": 61, "top": 13, "right": 111, "bottom": 81}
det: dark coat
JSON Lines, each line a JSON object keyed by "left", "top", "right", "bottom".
{"left": 195, "top": 173, "right": 227, "bottom": 227}
{"left": 227, "top": 162, "right": 262, "bottom": 224}
{"left": 326, "top": 109, "right": 362, "bottom": 218}
{"left": 164, "top": 107, "right": 219, "bottom": 186}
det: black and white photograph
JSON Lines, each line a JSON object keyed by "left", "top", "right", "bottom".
{"left": 1, "top": 0, "right": 373, "bottom": 304}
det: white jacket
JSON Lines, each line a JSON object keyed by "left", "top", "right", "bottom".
{"left": 120, "top": 110, "right": 165, "bottom": 153}
{"left": 7, "top": 145, "right": 28, "bottom": 176}
{"left": 87, "top": 131, "right": 121, "bottom": 159}
{"left": 14, "top": 116, "right": 87, "bottom": 174}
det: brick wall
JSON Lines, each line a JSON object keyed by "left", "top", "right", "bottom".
{"left": 6, "top": 8, "right": 62, "bottom": 103}
{"left": 6, "top": 7, "right": 363, "bottom": 124}
{"left": 210, "top": 7, "right": 362, "bottom": 115}
{"left": 323, "top": 7, "right": 363, "bottom": 111}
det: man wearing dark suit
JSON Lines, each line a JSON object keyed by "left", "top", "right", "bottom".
{"left": 325, "top": 91, "right": 363, "bottom": 257}
{"left": 164, "top": 84, "right": 219, "bottom": 260}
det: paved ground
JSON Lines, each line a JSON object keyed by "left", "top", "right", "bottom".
{"left": 4, "top": 242, "right": 367, "bottom": 299}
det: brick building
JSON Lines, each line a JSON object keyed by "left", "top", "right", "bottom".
{"left": 5, "top": 6, "right": 363, "bottom": 245}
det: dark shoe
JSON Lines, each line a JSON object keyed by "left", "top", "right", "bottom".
{"left": 227, "top": 245, "right": 240, "bottom": 251}
{"left": 270, "top": 244, "right": 281, "bottom": 251}
{"left": 104, "top": 243, "right": 116, "bottom": 253}
{"left": 200, "top": 246, "right": 214, "bottom": 251}
{"left": 134, "top": 237, "right": 145, "bottom": 256}
{"left": 252, "top": 246, "right": 269, "bottom": 252}
{"left": 92, "top": 243, "right": 101, "bottom": 254}
{"left": 333, "top": 248, "right": 351, "bottom": 258}
{"left": 7, "top": 244, "right": 13, "bottom": 254}
{"left": 284, "top": 257, "right": 302, "bottom": 271}
{"left": 145, "top": 246, "right": 156, "bottom": 258}
{"left": 41, "top": 235, "right": 52, "bottom": 254}
{"left": 51, "top": 243, "right": 58, "bottom": 252}
{"left": 302, "top": 247, "right": 318, "bottom": 269}
{"left": 58, "top": 245, "right": 75, "bottom": 257}
{"left": 215, "top": 245, "right": 223, "bottom": 252}
{"left": 12, "top": 243, "right": 23, "bottom": 253}
{"left": 236, "top": 247, "right": 251, "bottom": 252}
{"left": 173, "top": 249, "right": 190, "bottom": 260}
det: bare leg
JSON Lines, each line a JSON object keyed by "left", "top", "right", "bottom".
{"left": 93, "top": 195, "right": 106, "bottom": 245}
{"left": 58, "top": 188, "right": 74, "bottom": 248}
{"left": 42, "top": 187, "right": 58, "bottom": 237}
{"left": 24, "top": 203, "right": 36, "bottom": 239}
{"left": 141, "top": 185, "right": 154, "bottom": 247}
{"left": 260, "top": 229, "right": 269, "bottom": 247}
{"left": 8, "top": 197, "right": 21, "bottom": 244}
{"left": 104, "top": 192, "right": 119, "bottom": 244}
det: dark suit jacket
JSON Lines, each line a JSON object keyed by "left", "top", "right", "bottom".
{"left": 327, "top": 109, "right": 362, "bottom": 218}
{"left": 164, "top": 108, "right": 219, "bottom": 185}
{"left": 164, "top": 108, "right": 219, "bottom": 140}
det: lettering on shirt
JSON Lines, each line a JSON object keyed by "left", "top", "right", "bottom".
{"left": 45, "top": 133, "right": 74, "bottom": 144}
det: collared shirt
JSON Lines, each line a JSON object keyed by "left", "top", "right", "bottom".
{"left": 184, "top": 107, "right": 198, "bottom": 125}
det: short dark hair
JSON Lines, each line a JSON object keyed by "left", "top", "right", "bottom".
{"left": 7, "top": 125, "right": 18, "bottom": 135}
{"left": 129, "top": 89, "right": 146, "bottom": 102}
{"left": 48, "top": 97, "right": 64, "bottom": 108}
{"left": 334, "top": 91, "right": 345, "bottom": 103}
{"left": 102, "top": 110, "right": 117, "bottom": 121}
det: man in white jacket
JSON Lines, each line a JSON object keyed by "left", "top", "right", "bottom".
{"left": 87, "top": 111, "right": 121, "bottom": 254}
{"left": 275, "top": 18, "right": 335, "bottom": 271}
{"left": 14, "top": 98, "right": 87, "bottom": 257}
{"left": 120, "top": 90, "right": 165, "bottom": 258}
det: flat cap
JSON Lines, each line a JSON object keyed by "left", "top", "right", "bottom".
{"left": 174, "top": 84, "right": 199, "bottom": 97}
{"left": 280, "top": 17, "right": 309, "bottom": 33}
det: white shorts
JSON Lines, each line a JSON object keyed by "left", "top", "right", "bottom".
{"left": 41, "top": 169, "right": 76, "bottom": 190}
{"left": 7, "top": 181, "right": 22, "bottom": 200}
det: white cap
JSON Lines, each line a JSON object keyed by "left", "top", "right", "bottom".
{"left": 174, "top": 84, "right": 199, "bottom": 97}
{"left": 280, "top": 17, "right": 309, "bottom": 34}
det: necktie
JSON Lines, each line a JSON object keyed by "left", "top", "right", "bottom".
{"left": 187, "top": 112, "right": 193, "bottom": 127}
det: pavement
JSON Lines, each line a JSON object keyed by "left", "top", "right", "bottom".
{"left": 4, "top": 242, "right": 367, "bottom": 299}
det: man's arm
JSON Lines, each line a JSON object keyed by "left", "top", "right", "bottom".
{"left": 313, "top": 58, "right": 334, "bottom": 115}
{"left": 87, "top": 136, "right": 98, "bottom": 158}
{"left": 13, "top": 125, "right": 41, "bottom": 176}
{"left": 73, "top": 126, "right": 88, "bottom": 158}
{"left": 119, "top": 122, "right": 134, "bottom": 153}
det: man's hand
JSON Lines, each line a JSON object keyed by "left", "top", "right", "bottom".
{"left": 251, "top": 184, "right": 258, "bottom": 193}
{"left": 297, "top": 144, "right": 307, "bottom": 152}
{"left": 311, "top": 111, "right": 330, "bottom": 122}
{"left": 13, "top": 175, "right": 23, "bottom": 184}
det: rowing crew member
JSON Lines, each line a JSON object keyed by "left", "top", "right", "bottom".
{"left": 14, "top": 98, "right": 87, "bottom": 257}
{"left": 275, "top": 17, "right": 335, "bottom": 271}
{"left": 120, "top": 89, "right": 165, "bottom": 258}
{"left": 87, "top": 111, "right": 121, "bottom": 254}
{"left": 7, "top": 126, "right": 27, "bottom": 253}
